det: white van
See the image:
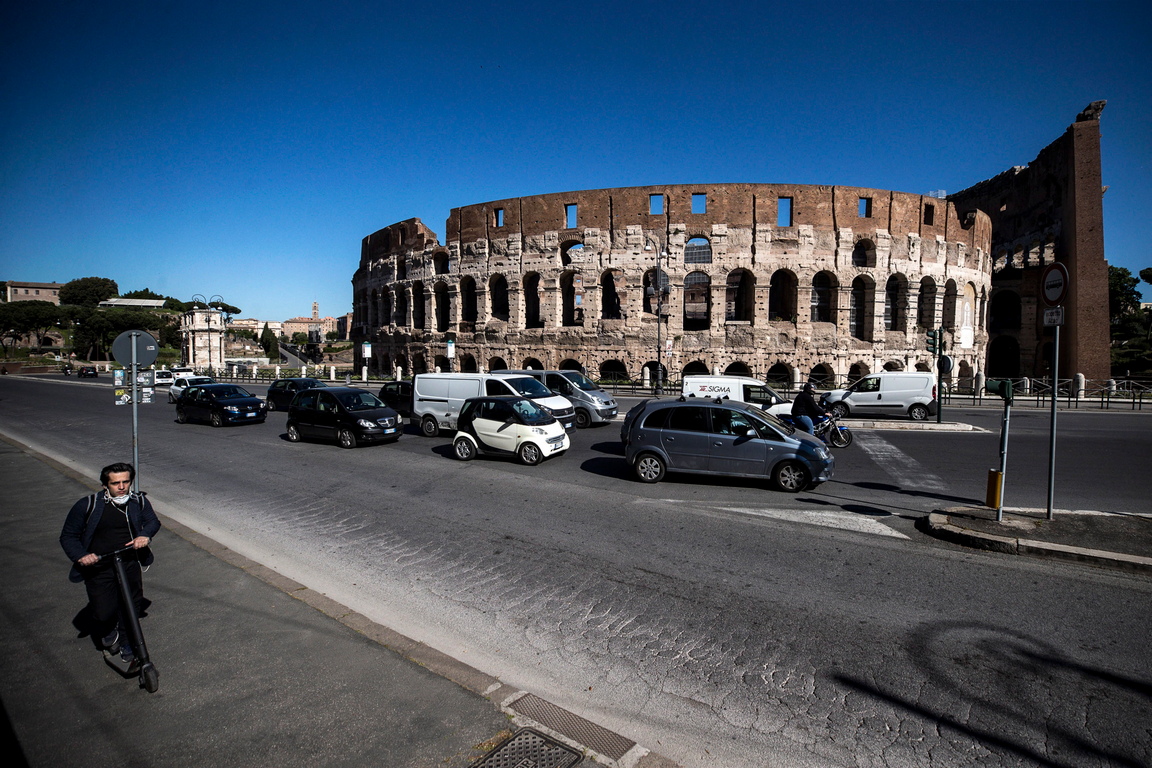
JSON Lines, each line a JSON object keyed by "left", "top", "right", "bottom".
{"left": 412, "top": 372, "right": 576, "bottom": 436}
{"left": 822, "top": 372, "right": 937, "bottom": 420}
{"left": 503, "top": 370, "right": 618, "bottom": 428}
{"left": 681, "top": 375, "right": 792, "bottom": 416}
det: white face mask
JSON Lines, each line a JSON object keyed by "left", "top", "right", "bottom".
{"left": 108, "top": 491, "right": 131, "bottom": 505}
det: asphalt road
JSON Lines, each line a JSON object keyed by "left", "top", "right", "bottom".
{"left": 4, "top": 375, "right": 1150, "bottom": 768}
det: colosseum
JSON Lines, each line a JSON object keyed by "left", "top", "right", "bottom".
{"left": 352, "top": 104, "right": 1109, "bottom": 389}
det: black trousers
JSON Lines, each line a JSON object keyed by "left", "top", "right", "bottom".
{"left": 82, "top": 559, "right": 144, "bottom": 642}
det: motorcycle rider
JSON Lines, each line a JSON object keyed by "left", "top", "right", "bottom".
{"left": 790, "top": 382, "right": 829, "bottom": 435}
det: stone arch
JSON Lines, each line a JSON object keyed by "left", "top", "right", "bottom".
{"left": 522, "top": 357, "right": 544, "bottom": 370}
{"left": 850, "top": 275, "right": 875, "bottom": 340}
{"left": 915, "top": 361, "right": 932, "bottom": 372}
{"left": 560, "top": 240, "right": 583, "bottom": 267}
{"left": 395, "top": 287, "right": 409, "bottom": 328}
{"left": 489, "top": 275, "right": 510, "bottom": 322}
{"left": 559, "top": 358, "right": 583, "bottom": 371}
{"left": 561, "top": 271, "right": 584, "bottom": 327}
{"left": 989, "top": 289, "right": 1021, "bottom": 332}
{"left": 598, "top": 360, "right": 629, "bottom": 381}
{"left": 684, "top": 237, "right": 712, "bottom": 264}
{"left": 434, "top": 252, "right": 451, "bottom": 275}
{"left": 682, "top": 360, "right": 709, "bottom": 376}
{"left": 412, "top": 352, "right": 427, "bottom": 375}
{"left": 766, "top": 362, "right": 792, "bottom": 387}
{"left": 683, "top": 271, "right": 711, "bottom": 331}
{"left": 459, "top": 276, "right": 477, "bottom": 323}
{"left": 643, "top": 268, "right": 670, "bottom": 315}
{"left": 852, "top": 238, "right": 876, "bottom": 268}
{"left": 882, "top": 359, "right": 904, "bottom": 371}
{"left": 459, "top": 353, "right": 478, "bottom": 373}
{"left": 600, "top": 269, "right": 623, "bottom": 320}
{"left": 724, "top": 361, "right": 753, "bottom": 376}
{"left": 942, "top": 279, "right": 959, "bottom": 331}
{"left": 642, "top": 361, "right": 670, "bottom": 384}
{"left": 987, "top": 335, "right": 1021, "bottom": 377}
{"left": 434, "top": 354, "right": 450, "bottom": 371}
{"left": 808, "top": 363, "right": 836, "bottom": 389}
{"left": 434, "top": 281, "right": 451, "bottom": 332}
{"left": 847, "top": 361, "right": 871, "bottom": 383}
{"left": 523, "top": 273, "right": 543, "bottom": 329}
{"left": 884, "top": 274, "right": 909, "bottom": 333}
{"left": 412, "top": 281, "right": 426, "bottom": 330}
{"left": 810, "top": 271, "right": 837, "bottom": 323}
{"left": 917, "top": 277, "right": 937, "bottom": 328}
{"left": 768, "top": 269, "right": 797, "bottom": 322}
{"left": 725, "top": 269, "right": 755, "bottom": 323}
{"left": 488, "top": 356, "right": 508, "bottom": 371}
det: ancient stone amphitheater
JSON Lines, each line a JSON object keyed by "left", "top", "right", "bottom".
{"left": 352, "top": 183, "right": 991, "bottom": 388}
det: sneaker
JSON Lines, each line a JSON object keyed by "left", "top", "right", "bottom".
{"left": 120, "top": 643, "right": 135, "bottom": 664}
{"left": 102, "top": 630, "right": 121, "bottom": 655}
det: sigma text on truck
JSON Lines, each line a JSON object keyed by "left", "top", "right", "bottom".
{"left": 681, "top": 375, "right": 793, "bottom": 416}
{"left": 412, "top": 372, "right": 577, "bottom": 436}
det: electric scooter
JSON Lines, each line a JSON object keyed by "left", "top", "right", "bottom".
{"left": 95, "top": 545, "right": 159, "bottom": 693}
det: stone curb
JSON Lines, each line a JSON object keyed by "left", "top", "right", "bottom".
{"left": 926, "top": 512, "right": 1152, "bottom": 574}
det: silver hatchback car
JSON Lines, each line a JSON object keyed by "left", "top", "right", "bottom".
{"left": 621, "top": 398, "right": 834, "bottom": 492}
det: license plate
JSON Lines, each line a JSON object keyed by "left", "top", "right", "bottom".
{"left": 564, "top": 422, "right": 573, "bottom": 430}
{"left": 551, "top": 443, "right": 563, "bottom": 452}
{"left": 246, "top": 412, "right": 257, "bottom": 417}
{"left": 382, "top": 428, "right": 396, "bottom": 434}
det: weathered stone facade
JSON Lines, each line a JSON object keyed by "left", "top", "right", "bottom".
{"left": 352, "top": 185, "right": 992, "bottom": 387}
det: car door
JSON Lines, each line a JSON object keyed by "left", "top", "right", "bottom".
{"left": 292, "top": 390, "right": 321, "bottom": 436}
{"left": 660, "top": 406, "right": 712, "bottom": 471}
{"left": 707, "top": 408, "right": 773, "bottom": 476}
{"left": 313, "top": 391, "right": 341, "bottom": 441}
{"left": 472, "top": 400, "right": 520, "bottom": 453}
{"left": 847, "top": 376, "right": 883, "bottom": 412}
{"left": 183, "top": 386, "right": 206, "bottom": 419}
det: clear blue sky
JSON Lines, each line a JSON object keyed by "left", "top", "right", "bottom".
{"left": 2, "top": 0, "right": 1150, "bottom": 322}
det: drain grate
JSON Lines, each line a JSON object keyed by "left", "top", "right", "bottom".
{"left": 470, "top": 727, "right": 583, "bottom": 768}
{"left": 509, "top": 693, "right": 634, "bottom": 761}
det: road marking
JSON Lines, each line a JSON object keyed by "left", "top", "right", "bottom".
{"left": 854, "top": 432, "right": 949, "bottom": 491}
{"left": 646, "top": 499, "right": 910, "bottom": 539}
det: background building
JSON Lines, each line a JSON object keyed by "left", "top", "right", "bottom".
{"left": 5, "top": 281, "right": 63, "bottom": 305}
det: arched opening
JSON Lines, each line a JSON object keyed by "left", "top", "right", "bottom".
{"left": 684, "top": 237, "right": 712, "bottom": 264}
{"left": 523, "top": 273, "right": 542, "bottom": 329}
{"left": 396, "top": 289, "right": 409, "bottom": 328}
{"left": 488, "top": 357, "right": 508, "bottom": 371}
{"left": 600, "top": 269, "right": 623, "bottom": 320}
{"left": 560, "top": 241, "right": 583, "bottom": 267}
{"left": 459, "top": 276, "right": 477, "bottom": 323}
{"left": 915, "top": 362, "right": 931, "bottom": 372}
{"left": 988, "top": 335, "right": 1021, "bottom": 377}
{"left": 724, "top": 361, "right": 752, "bottom": 376}
{"left": 559, "top": 358, "right": 583, "bottom": 371}
{"left": 396, "top": 255, "right": 407, "bottom": 281}
{"left": 643, "top": 361, "right": 669, "bottom": 383}
{"left": 561, "top": 271, "right": 583, "bottom": 327}
{"left": 810, "top": 272, "right": 836, "bottom": 323}
{"left": 768, "top": 270, "right": 797, "bottom": 321}
{"left": 917, "top": 278, "right": 937, "bottom": 328}
{"left": 643, "top": 269, "right": 670, "bottom": 315}
{"left": 522, "top": 357, "right": 544, "bottom": 370}
{"left": 725, "top": 269, "right": 755, "bottom": 323}
{"left": 942, "top": 280, "right": 959, "bottom": 331}
{"left": 683, "top": 271, "right": 711, "bottom": 331}
{"left": 598, "top": 360, "right": 629, "bottom": 381}
{"left": 850, "top": 276, "right": 873, "bottom": 340}
{"left": 412, "top": 282, "right": 426, "bottom": 330}
{"left": 489, "top": 275, "right": 510, "bottom": 322}
{"left": 848, "top": 362, "right": 870, "bottom": 383}
{"left": 434, "top": 354, "right": 450, "bottom": 372}
{"left": 412, "top": 353, "right": 427, "bottom": 374}
{"left": 852, "top": 238, "right": 876, "bottom": 268}
{"left": 434, "top": 252, "right": 451, "bottom": 275}
{"left": 766, "top": 363, "right": 792, "bottom": 387}
{"left": 884, "top": 274, "right": 908, "bottom": 333}
{"left": 989, "top": 290, "right": 1021, "bottom": 332}
{"left": 380, "top": 289, "right": 393, "bottom": 326}
{"left": 434, "top": 282, "right": 451, "bottom": 332}
{"left": 882, "top": 360, "right": 904, "bottom": 371}
{"left": 459, "top": 353, "right": 478, "bottom": 372}
{"left": 808, "top": 364, "right": 835, "bottom": 389}
{"left": 682, "top": 360, "right": 709, "bottom": 376}
{"left": 394, "top": 354, "right": 409, "bottom": 376}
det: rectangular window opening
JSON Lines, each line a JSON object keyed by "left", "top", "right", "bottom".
{"left": 858, "top": 197, "right": 873, "bottom": 218}
{"left": 777, "top": 197, "right": 793, "bottom": 227}
{"left": 692, "top": 193, "right": 707, "bottom": 214}
{"left": 565, "top": 203, "right": 577, "bottom": 229}
{"left": 924, "top": 204, "right": 935, "bottom": 226}
{"left": 649, "top": 194, "right": 663, "bottom": 215}
{"left": 494, "top": 208, "right": 504, "bottom": 227}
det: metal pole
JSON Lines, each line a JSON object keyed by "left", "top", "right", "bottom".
{"left": 1046, "top": 324, "right": 1060, "bottom": 519}
{"left": 655, "top": 256, "right": 663, "bottom": 395}
{"left": 936, "top": 329, "right": 943, "bottom": 424}
{"left": 130, "top": 331, "right": 140, "bottom": 493}
{"left": 996, "top": 401, "right": 1011, "bottom": 522}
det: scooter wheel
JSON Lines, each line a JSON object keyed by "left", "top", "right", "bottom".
{"left": 141, "top": 663, "right": 160, "bottom": 693}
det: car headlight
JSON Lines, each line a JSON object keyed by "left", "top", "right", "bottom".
{"left": 531, "top": 427, "right": 547, "bottom": 435}
{"left": 357, "top": 419, "right": 377, "bottom": 429}
{"left": 224, "top": 406, "right": 240, "bottom": 413}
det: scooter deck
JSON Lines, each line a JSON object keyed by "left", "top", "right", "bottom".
{"left": 102, "top": 649, "right": 142, "bottom": 677}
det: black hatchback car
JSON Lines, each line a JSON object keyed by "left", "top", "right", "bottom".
{"left": 265, "top": 377, "right": 328, "bottom": 411}
{"left": 176, "top": 383, "right": 267, "bottom": 427}
{"left": 286, "top": 386, "right": 401, "bottom": 448}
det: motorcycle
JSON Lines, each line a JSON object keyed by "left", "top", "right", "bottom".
{"left": 777, "top": 410, "right": 853, "bottom": 448}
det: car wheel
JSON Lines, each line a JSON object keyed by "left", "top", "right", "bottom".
{"left": 175, "top": 408, "right": 187, "bottom": 424}
{"left": 168, "top": 392, "right": 175, "bottom": 404}
{"left": 518, "top": 442, "right": 543, "bottom": 466}
{"left": 830, "top": 402, "right": 850, "bottom": 420}
{"left": 338, "top": 428, "right": 357, "bottom": 449}
{"left": 265, "top": 400, "right": 275, "bottom": 412}
{"left": 575, "top": 409, "right": 591, "bottom": 429}
{"left": 210, "top": 412, "right": 224, "bottom": 428}
{"left": 772, "top": 460, "right": 810, "bottom": 493}
{"left": 909, "top": 404, "right": 930, "bottom": 421}
{"left": 453, "top": 437, "right": 476, "bottom": 461}
{"left": 421, "top": 416, "right": 439, "bottom": 437}
{"left": 286, "top": 423, "right": 302, "bottom": 442}
{"left": 634, "top": 453, "right": 666, "bottom": 483}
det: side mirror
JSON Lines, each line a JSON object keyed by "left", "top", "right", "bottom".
{"left": 745, "top": 428, "right": 757, "bottom": 438}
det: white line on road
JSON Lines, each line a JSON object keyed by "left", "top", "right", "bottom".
{"left": 646, "top": 499, "right": 910, "bottom": 539}
{"left": 854, "top": 432, "right": 950, "bottom": 491}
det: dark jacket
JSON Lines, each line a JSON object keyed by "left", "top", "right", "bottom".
{"left": 60, "top": 491, "right": 161, "bottom": 583}
{"left": 791, "top": 389, "right": 825, "bottom": 418}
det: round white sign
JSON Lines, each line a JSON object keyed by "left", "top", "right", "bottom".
{"left": 1041, "top": 262, "right": 1070, "bottom": 307}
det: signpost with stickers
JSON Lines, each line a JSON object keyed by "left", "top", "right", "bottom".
{"left": 111, "top": 330, "right": 158, "bottom": 492}
{"left": 1041, "top": 262, "right": 1070, "bottom": 520}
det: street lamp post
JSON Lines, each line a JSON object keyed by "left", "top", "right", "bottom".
{"left": 645, "top": 245, "right": 669, "bottom": 394}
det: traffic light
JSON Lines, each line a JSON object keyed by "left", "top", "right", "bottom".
{"left": 985, "top": 379, "right": 1014, "bottom": 404}
{"left": 926, "top": 329, "right": 939, "bottom": 355}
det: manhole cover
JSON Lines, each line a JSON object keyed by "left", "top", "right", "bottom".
{"left": 470, "top": 727, "right": 582, "bottom": 768}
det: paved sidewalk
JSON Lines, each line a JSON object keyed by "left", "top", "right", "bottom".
{"left": 0, "top": 436, "right": 676, "bottom": 768}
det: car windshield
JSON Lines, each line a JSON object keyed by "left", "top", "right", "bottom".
{"left": 189, "top": 377, "right": 213, "bottom": 385}
{"left": 336, "top": 391, "right": 384, "bottom": 410}
{"left": 301, "top": 379, "right": 327, "bottom": 389}
{"left": 750, "top": 409, "right": 792, "bottom": 435}
{"left": 213, "top": 386, "right": 252, "bottom": 399}
{"left": 510, "top": 398, "right": 552, "bottom": 424}
{"left": 561, "top": 371, "right": 598, "bottom": 391}
{"left": 503, "top": 376, "right": 552, "bottom": 398}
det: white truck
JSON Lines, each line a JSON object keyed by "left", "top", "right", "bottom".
{"left": 681, "top": 375, "right": 793, "bottom": 416}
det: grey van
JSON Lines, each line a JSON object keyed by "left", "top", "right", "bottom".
{"left": 503, "top": 370, "right": 618, "bottom": 428}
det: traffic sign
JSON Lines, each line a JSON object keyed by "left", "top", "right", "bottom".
{"left": 1043, "top": 306, "right": 1065, "bottom": 326}
{"left": 1041, "top": 262, "right": 1070, "bottom": 307}
{"left": 112, "top": 330, "right": 159, "bottom": 368}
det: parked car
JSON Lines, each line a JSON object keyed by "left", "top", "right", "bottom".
{"left": 77, "top": 366, "right": 99, "bottom": 378}
{"left": 620, "top": 398, "right": 834, "bottom": 492}
{"left": 152, "top": 369, "right": 174, "bottom": 386}
{"left": 175, "top": 383, "right": 267, "bottom": 427}
{"left": 452, "top": 396, "right": 569, "bottom": 465}
{"left": 502, "top": 370, "right": 617, "bottom": 428}
{"left": 412, "top": 372, "right": 575, "bottom": 436}
{"left": 266, "top": 377, "right": 328, "bottom": 411}
{"left": 169, "top": 375, "right": 214, "bottom": 402}
{"left": 378, "top": 380, "right": 413, "bottom": 416}
{"left": 822, "top": 372, "right": 938, "bottom": 421}
{"left": 286, "top": 386, "right": 401, "bottom": 448}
